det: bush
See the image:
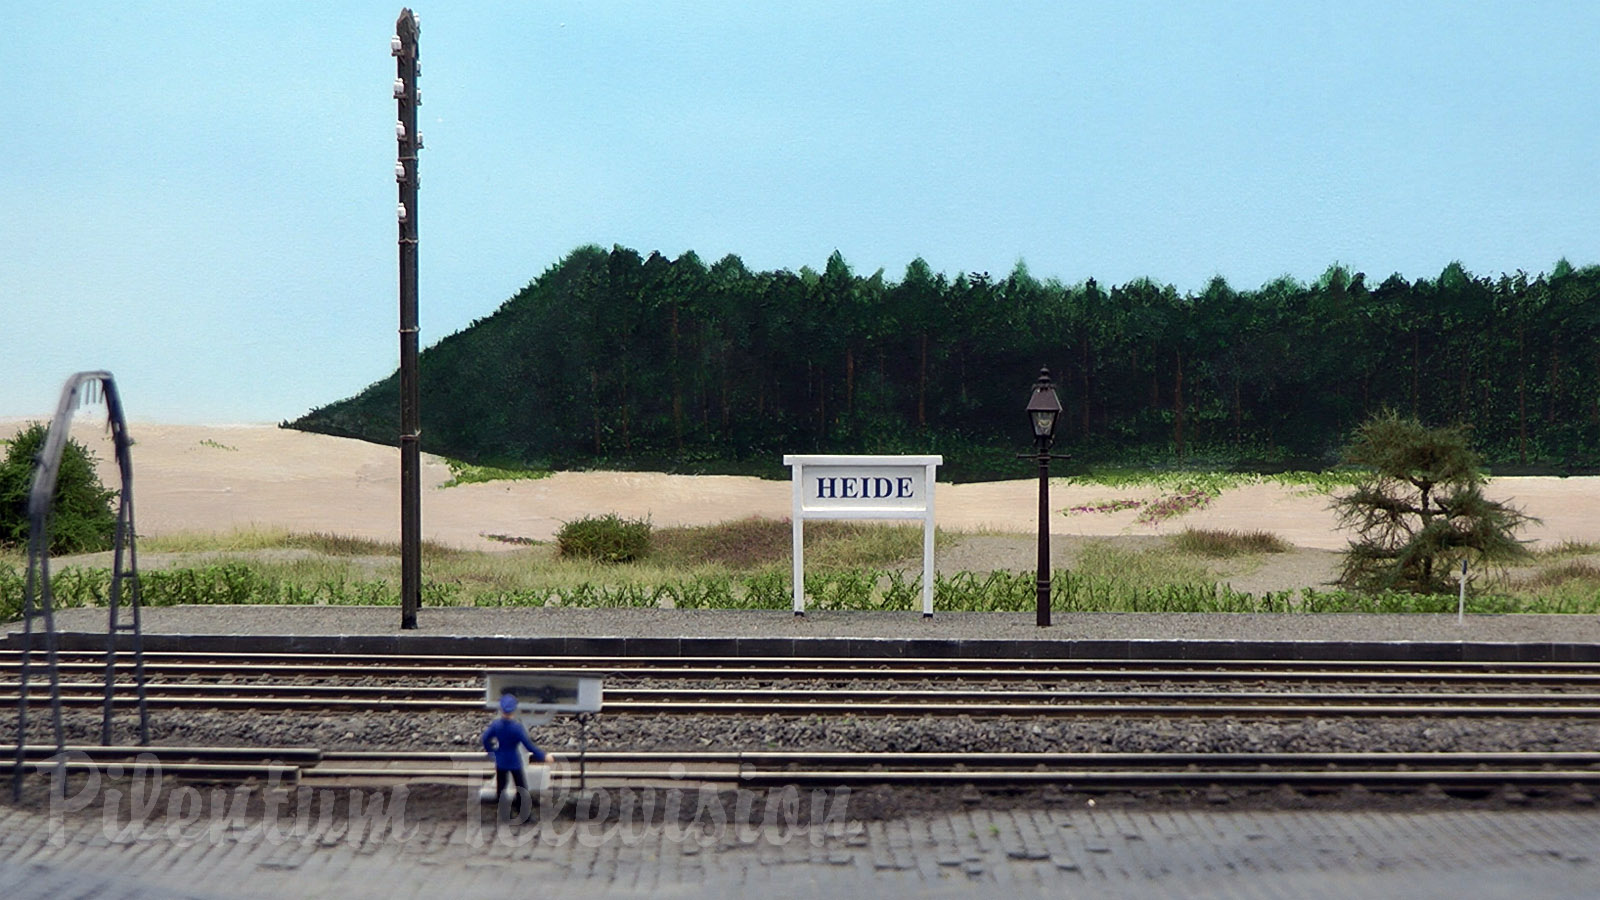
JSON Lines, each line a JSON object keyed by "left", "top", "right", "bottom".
{"left": 556, "top": 513, "right": 652, "bottom": 563}
{"left": 0, "top": 423, "right": 117, "bottom": 555}
{"left": 0, "top": 563, "right": 23, "bottom": 624}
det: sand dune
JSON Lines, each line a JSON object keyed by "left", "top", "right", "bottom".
{"left": 3, "top": 420, "right": 1596, "bottom": 553}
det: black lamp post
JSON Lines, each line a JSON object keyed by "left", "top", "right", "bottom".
{"left": 1025, "top": 367, "right": 1064, "bottom": 627}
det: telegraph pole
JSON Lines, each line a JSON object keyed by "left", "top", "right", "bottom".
{"left": 394, "top": 9, "right": 421, "bottom": 629}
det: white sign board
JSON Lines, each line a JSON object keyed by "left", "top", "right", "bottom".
{"left": 783, "top": 454, "right": 942, "bottom": 616}
{"left": 484, "top": 670, "right": 603, "bottom": 726}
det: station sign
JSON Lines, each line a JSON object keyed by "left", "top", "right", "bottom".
{"left": 795, "top": 464, "right": 928, "bottom": 513}
{"left": 782, "top": 454, "right": 942, "bottom": 616}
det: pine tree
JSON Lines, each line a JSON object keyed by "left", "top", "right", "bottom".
{"left": 1333, "top": 412, "right": 1534, "bottom": 594}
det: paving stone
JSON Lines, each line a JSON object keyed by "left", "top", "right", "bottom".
{"left": 872, "top": 859, "right": 914, "bottom": 871}
{"left": 7, "top": 798, "right": 1600, "bottom": 897}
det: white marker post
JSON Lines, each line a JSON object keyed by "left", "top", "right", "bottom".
{"left": 783, "top": 454, "right": 942, "bottom": 617}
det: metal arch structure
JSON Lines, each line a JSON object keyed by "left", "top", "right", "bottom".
{"left": 11, "top": 371, "right": 149, "bottom": 802}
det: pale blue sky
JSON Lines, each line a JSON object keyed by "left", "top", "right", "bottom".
{"left": 4, "top": 1, "right": 1597, "bottom": 423}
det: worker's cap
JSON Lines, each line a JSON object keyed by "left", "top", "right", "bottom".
{"left": 499, "top": 693, "right": 518, "bottom": 714}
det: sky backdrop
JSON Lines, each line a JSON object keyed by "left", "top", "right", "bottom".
{"left": 4, "top": 1, "right": 1597, "bottom": 423}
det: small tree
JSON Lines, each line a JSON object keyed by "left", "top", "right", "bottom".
{"left": 1332, "top": 412, "right": 1535, "bottom": 594}
{"left": 0, "top": 423, "right": 117, "bottom": 555}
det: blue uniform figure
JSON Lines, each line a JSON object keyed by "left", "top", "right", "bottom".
{"left": 482, "top": 693, "right": 547, "bottom": 798}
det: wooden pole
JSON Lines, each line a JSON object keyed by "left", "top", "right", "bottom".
{"left": 396, "top": 8, "right": 421, "bottom": 630}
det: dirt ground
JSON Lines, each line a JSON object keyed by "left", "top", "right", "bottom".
{"left": 4, "top": 419, "right": 1596, "bottom": 595}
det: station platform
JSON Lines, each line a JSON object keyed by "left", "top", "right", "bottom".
{"left": 11, "top": 606, "right": 1600, "bottom": 662}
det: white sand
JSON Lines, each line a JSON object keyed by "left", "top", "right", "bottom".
{"left": 4, "top": 420, "right": 1596, "bottom": 553}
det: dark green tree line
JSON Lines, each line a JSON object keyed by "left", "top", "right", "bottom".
{"left": 287, "top": 246, "right": 1600, "bottom": 479}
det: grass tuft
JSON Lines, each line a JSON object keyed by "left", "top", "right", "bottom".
{"left": 1070, "top": 540, "right": 1211, "bottom": 589}
{"left": 1532, "top": 539, "right": 1600, "bottom": 560}
{"left": 649, "top": 517, "right": 789, "bottom": 568}
{"left": 1518, "top": 560, "right": 1600, "bottom": 590}
{"left": 140, "top": 529, "right": 462, "bottom": 559}
{"left": 1170, "top": 528, "right": 1292, "bottom": 557}
{"left": 482, "top": 533, "right": 541, "bottom": 546}
{"left": 651, "top": 517, "right": 929, "bottom": 570}
{"left": 278, "top": 532, "right": 464, "bottom": 559}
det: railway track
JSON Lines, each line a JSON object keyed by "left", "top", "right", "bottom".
{"left": 7, "top": 648, "right": 1600, "bottom": 686}
{"left": 7, "top": 744, "right": 1600, "bottom": 795}
{"left": 8, "top": 650, "right": 1600, "bottom": 718}
{"left": 305, "top": 748, "right": 1600, "bottom": 790}
{"left": 7, "top": 680, "right": 1600, "bottom": 717}
{"left": 10, "top": 650, "right": 1600, "bottom": 698}
{"left": 10, "top": 648, "right": 1600, "bottom": 794}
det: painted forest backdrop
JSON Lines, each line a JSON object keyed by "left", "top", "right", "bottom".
{"left": 287, "top": 245, "right": 1600, "bottom": 480}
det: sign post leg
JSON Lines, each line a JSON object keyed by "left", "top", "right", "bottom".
{"left": 578, "top": 713, "right": 589, "bottom": 793}
{"left": 791, "top": 467, "right": 806, "bottom": 616}
{"left": 922, "top": 463, "right": 936, "bottom": 617}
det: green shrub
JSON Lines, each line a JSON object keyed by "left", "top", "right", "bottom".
{"left": 0, "top": 423, "right": 117, "bottom": 554}
{"left": 739, "top": 570, "right": 790, "bottom": 609}
{"left": 556, "top": 514, "right": 652, "bottom": 563}
{"left": 0, "top": 562, "right": 23, "bottom": 623}
{"left": 438, "top": 458, "right": 552, "bottom": 489}
{"left": 804, "top": 569, "right": 877, "bottom": 610}
{"left": 0, "top": 563, "right": 113, "bottom": 624}
{"left": 142, "top": 564, "right": 272, "bottom": 605}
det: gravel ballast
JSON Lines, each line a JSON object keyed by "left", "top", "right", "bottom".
{"left": 25, "top": 708, "right": 1600, "bottom": 765}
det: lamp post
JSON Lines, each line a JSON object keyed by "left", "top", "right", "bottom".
{"left": 1025, "top": 367, "right": 1064, "bottom": 627}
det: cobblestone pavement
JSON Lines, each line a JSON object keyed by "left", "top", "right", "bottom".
{"left": 2, "top": 799, "right": 1596, "bottom": 899}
